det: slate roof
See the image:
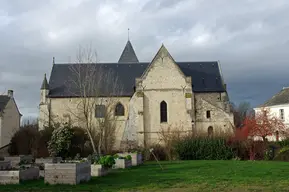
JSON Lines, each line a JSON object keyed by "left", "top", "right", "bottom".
{"left": 0, "top": 95, "right": 10, "bottom": 112}
{"left": 118, "top": 41, "right": 139, "bottom": 63}
{"left": 41, "top": 74, "right": 49, "bottom": 90}
{"left": 47, "top": 61, "right": 226, "bottom": 98}
{"left": 258, "top": 87, "right": 289, "bottom": 107}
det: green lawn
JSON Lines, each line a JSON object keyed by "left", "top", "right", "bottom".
{"left": 1, "top": 160, "right": 289, "bottom": 192}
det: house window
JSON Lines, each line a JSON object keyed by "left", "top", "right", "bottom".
{"left": 280, "top": 109, "right": 284, "bottom": 120}
{"left": 160, "top": 101, "right": 167, "bottom": 123}
{"left": 208, "top": 126, "right": 213, "bottom": 137}
{"left": 206, "top": 110, "right": 211, "bottom": 118}
{"left": 115, "top": 103, "right": 124, "bottom": 116}
{"left": 95, "top": 105, "right": 105, "bottom": 118}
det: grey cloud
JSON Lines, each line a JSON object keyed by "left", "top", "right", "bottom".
{"left": 1, "top": 0, "right": 289, "bottom": 118}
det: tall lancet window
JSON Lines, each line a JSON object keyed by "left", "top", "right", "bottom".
{"left": 160, "top": 101, "right": 168, "bottom": 123}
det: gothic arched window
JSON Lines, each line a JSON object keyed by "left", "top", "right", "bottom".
{"left": 115, "top": 103, "right": 125, "bottom": 116}
{"left": 160, "top": 101, "right": 167, "bottom": 123}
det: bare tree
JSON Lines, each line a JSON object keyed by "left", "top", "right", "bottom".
{"left": 38, "top": 105, "right": 62, "bottom": 129}
{"left": 231, "top": 101, "right": 252, "bottom": 128}
{"left": 157, "top": 122, "right": 192, "bottom": 161}
{"left": 65, "top": 44, "right": 123, "bottom": 156}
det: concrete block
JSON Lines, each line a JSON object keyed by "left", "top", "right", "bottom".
{"left": 44, "top": 162, "right": 91, "bottom": 185}
{"left": 0, "top": 167, "right": 39, "bottom": 184}
{"left": 114, "top": 159, "right": 132, "bottom": 169}
{"left": 91, "top": 164, "right": 110, "bottom": 177}
{"left": 117, "top": 153, "right": 143, "bottom": 166}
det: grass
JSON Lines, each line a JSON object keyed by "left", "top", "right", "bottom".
{"left": 1, "top": 160, "right": 289, "bottom": 192}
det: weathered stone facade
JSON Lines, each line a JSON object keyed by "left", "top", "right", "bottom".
{"left": 0, "top": 90, "right": 21, "bottom": 147}
{"left": 39, "top": 43, "right": 234, "bottom": 150}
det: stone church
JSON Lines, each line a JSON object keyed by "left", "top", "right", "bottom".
{"left": 38, "top": 40, "right": 234, "bottom": 149}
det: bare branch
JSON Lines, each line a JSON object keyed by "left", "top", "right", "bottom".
{"left": 62, "top": 44, "right": 124, "bottom": 155}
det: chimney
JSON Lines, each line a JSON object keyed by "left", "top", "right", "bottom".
{"left": 7, "top": 90, "right": 13, "bottom": 98}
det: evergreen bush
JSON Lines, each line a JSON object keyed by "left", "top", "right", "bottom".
{"left": 47, "top": 125, "right": 74, "bottom": 158}
{"left": 174, "top": 137, "right": 235, "bottom": 160}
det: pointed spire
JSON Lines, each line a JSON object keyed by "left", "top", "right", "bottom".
{"left": 52, "top": 57, "right": 55, "bottom": 65}
{"left": 118, "top": 35, "right": 139, "bottom": 63}
{"left": 41, "top": 73, "right": 49, "bottom": 90}
{"left": 128, "top": 28, "right": 130, "bottom": 41}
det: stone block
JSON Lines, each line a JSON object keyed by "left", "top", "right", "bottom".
{"left": 44, "top": 162, "right": 91, "bottom": 185}
{"left": 117, "top": 153, "right": 143, "bottom": 166}
{"left": 35, "top": 157, "right": 62, "bottom": 164}
{"left": 0, "top": 167, "right": 39, "bottom": 184}
{"left": 0, "top": 161, "right": 11, "bottom": 170}
{"left": 4, "top": 155, "right": 33, "bottom": 167}
{"left": 114, "top": 159, "right": 132, "bottom": 169}
{"left": 91, "top": 164, "right": 110, "bottom": 177}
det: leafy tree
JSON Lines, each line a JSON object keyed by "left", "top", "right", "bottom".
{"left": 8, "top": 126, "right": 40, "bottom": 156}
{"left": 47, "top": 125, "right": 74, "bottom": 158}
{"left": 231, "top": 107, "right": 288, "bottom": 160}
{"left": 243, "top": 108, "right": 287, "bottom": 141}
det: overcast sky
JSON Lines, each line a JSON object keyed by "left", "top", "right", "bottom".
{"left": 1, "top": 0, "right": 289, "bottom": 119}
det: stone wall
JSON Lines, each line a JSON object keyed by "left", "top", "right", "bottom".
{"left": 194, "top": 93, "right": 234, "bottom": 136}
{"left": 0, "top": 144, "right": 10, "bottom": 157}
{"left": 140, "top": 46, "right": 193, "bottom": 146}
{"left": 39, "top": 97, "right": 130, "bottom": 149}
{"left": 1, "top": 99, "right": 21, "bottom": 147}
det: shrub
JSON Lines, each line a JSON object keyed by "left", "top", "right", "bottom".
{"left": 95, "top": 155, "right": 115, "bottom": 168}
{"left": 47, "top": 125, "right": 74, "bottom": 158}
{"left": 147, "top": 144, "right": 168, "bottom": 161}
{"left": 277, "top": 138, "right": 289, "bottom": 147}
{"left": 251, "top": 141, "right": 267, "bottom": 160}
{"left": 157, "top": 125, "right": 188, "bottom": 161}
{"left": 125, "top": 155, "right": 132, "bottom": 160}
{"left": 264, "top": 148, "right": 273, "bottom": 160}
{"left": 8, "top": 126, "right": 40, "bottom": 156}
{"left": 228, "top": 140, "right": 250, "bottom": 160}
{"left": 113, "top": 154, "right": 132, "bottom": 160}
{"left": 87, "top": 153, "right": 98, "bottom": 164}
{"left": 274, "top": 146, "right": 289, "bottom": 161}
{"left": 37, "top": 125, "right": 56, "bottom": 158}
{"left": 174, "top": 137, "right": 235, "bottom": 160}
{"left": 68, "top": 127, "right": 88, "bottom": 158}
{"left": 263, "top": 143, "right": 279, "bottom": 160}
{"left": 39, "top": 125, "right": 55, "bottom": 144}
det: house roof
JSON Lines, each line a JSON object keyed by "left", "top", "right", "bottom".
{"left": 257, "top": 87, "right": 289, "bottom": 108}
{"left": 0, "top": 95, "right": 10, "bottom": 112}
{"left": 118, "top": 40, "right": 139, "bottom": 63}
{"left": 47, "top": 61, "right": 226, "bottom": 98}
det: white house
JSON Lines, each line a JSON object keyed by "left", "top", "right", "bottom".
{"left": 254, "top": 87, "right": 289, "bottom": 141}
{"left": 0, "top": 90, "right": 22, "bottom": 147}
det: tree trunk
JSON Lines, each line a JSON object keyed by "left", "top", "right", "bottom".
{"left": 97, "top": 124, "right": 103, "bottom": 157}
{"left": 98, "top": 135, "right": 102, "bottom": 157}
{"left": 262, "top": 136, "right": 266, "bottom": 142}
{"left": 86, "top": 129, "right": 97, "bottom": 154}
{"left": 249, "top": 145, "right": 255, "bottom": 160}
